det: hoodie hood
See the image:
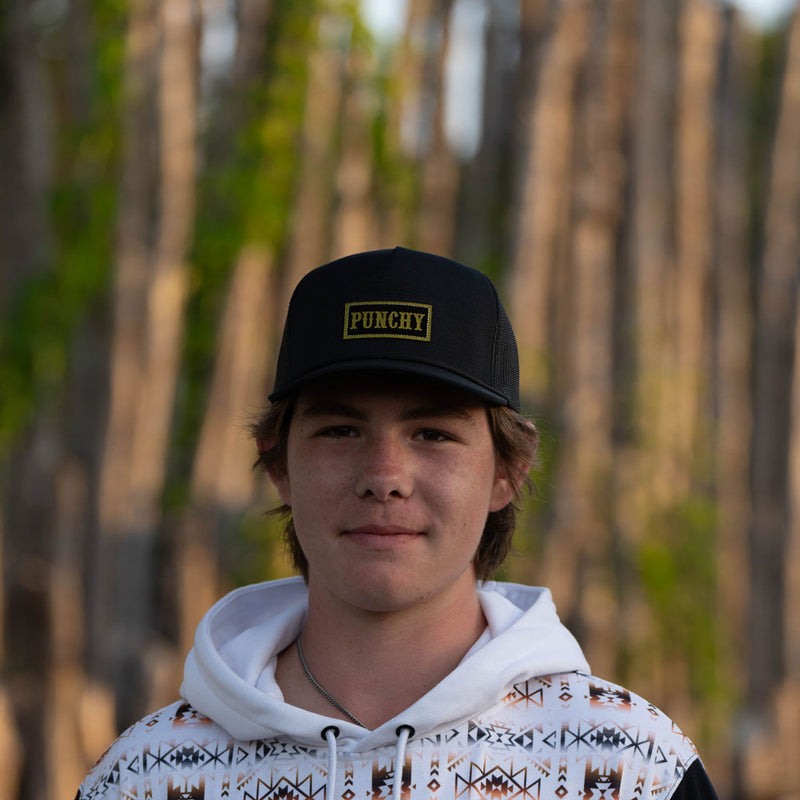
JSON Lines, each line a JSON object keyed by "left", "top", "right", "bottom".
{"left": 181, "top": 576, "right": 589, "bottom": 750}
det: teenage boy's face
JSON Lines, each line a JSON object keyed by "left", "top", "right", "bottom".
{"left": 269, "top": 374, "right": 515, "bottom": 616}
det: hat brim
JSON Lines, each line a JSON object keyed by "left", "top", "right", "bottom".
{"left": 268, "top": 359, "right": 512, "bottom": 408}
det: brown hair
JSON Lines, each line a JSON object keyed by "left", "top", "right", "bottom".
{"left": 250, "top": 398, "right": 537, "bottom": 581}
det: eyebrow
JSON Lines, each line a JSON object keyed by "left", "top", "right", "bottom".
{"left": 300, "top": 402, "right": 367, "bottom": 420}
{"left": 299, "top": 401, "right": 477, "bottom": 425}
{"left": 403, "top": 405, "right": 475, "bottom": 424}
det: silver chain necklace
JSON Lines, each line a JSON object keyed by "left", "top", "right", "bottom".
{"left": 296, "top": 636, "right": 367, "bottom": 728}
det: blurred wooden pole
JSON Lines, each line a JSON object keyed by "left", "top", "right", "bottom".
{"left": 133, "top": 0, "right": 199, "bottom": 715}
{"left": 0, "top": 686, "right": 22, "bottom": 800}
{"left": 714, "top": 2, "right": 752, "bottom": 746}
{"left": 0, "top": 520, "right": 22, "bottom": 800}
{"left": 417, "top": 0, "right": 458, "bottom": 255}
{"left": 744, "top": 7, "right": 800, "bottom": 797}
{"left": 94, "top": 0, "right": 198, "bottom": 724}
{"left": 95, "top": 0, "right": 158, "bottom": 562}
{"left": 674, "top": 0, "right": 719, "bottom": 491}
{"left": 509, "top": 0, "right": 590, "bottom": 404}
{"left": 177, "top": 246, "right": 276, "bottom": 659}
{"left": 654, "top": 0, "right": 722, "bottom": 727}
{"left": 749, "top": 2, "right": 800, "bottom": 715}
{"left": 332, "top": 29, "right": 383, "bottom": 257}
{"left": 629, "top": 0, "right": 678, "bottom": 509}
{"left": 47, "top": 461, "right": 116, "bottom": 797}
{"left": 455, "top": 0, "right": 519, "bottom": 268}
{"left": 542, "top": 0, "right": 636, "bottom": 678}
{"left": 93, "top": 0, "right": 159, "bottom": 694}
{"left": 396, "top": 0, "right": 441, "bottom": 162}
{"left": 789, "top": 259, "right": 800, "bottom": 663}
{"left": 0, "top": 3, "right": 60, "bottom": 796}
{"left": 0, "top": 0, "right": 53, "bottom": 297}
{"left": 616, "top": 0, "right": 679, "bottom": 703}
{"left": 127, "top": 0, "right": 196, "bottom": 532}
{"left": 283, "top": 11, "right": 345, "bottom": 306}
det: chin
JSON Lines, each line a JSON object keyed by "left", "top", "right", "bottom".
{"left": 345, "top": 587, "right": 419, "bottom": 614}
{"left": 338, "top": 575, "right": 429, "bottom": 614}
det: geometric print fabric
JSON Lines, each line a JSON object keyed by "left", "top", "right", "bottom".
{"left": 77, "top": 672, "right": 699, "bottom": 800}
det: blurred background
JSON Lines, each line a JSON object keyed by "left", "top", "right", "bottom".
{"left": 2, "top": 0, "right": 800, "bottom": 797}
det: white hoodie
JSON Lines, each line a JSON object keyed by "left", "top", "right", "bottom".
{"left": 77, "top": 578, "right": 705, "bottom": 799}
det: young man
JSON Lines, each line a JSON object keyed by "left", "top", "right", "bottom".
{"left": 78, "top": 248, "right": 718, "bottom": 799}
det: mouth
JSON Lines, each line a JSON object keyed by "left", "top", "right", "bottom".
{"left": 342, "top": 525, "right": 424, "bottom": 547}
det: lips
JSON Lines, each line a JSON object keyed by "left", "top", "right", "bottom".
{"left": 342, "top": 525, "right": 424, "bottom": 547}
{"left": 345, "top": 525, "right": 422, "bottom": 536}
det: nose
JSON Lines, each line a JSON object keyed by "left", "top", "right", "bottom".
{"left": 355, "top": 434, "right": 412, "bottom": 500}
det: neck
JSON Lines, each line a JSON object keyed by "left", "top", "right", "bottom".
{"left": 277, "top": 581, "right": 486, "bottom": 729}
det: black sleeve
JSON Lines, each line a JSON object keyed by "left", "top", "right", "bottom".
{"left": 670, "top": 760, "right": 720, "bottom": 800}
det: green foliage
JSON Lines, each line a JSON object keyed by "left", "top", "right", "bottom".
{"left": 370, "top": 68, "right": 419, "bottom": 242}
{"left": 0, "top": 0, "right": 126, "bottom": 455}
{"left": 243, "top": 0, "right": 323, "bottom": 247}
{"left": 502, "top": 414, "right": 561, "bottom": 581}
{"left": 231, "top": 506, "right": 296, "bottom": 588}
{"left": 637, "top": 497, "right": 723, "bottom": 704}
{"left": 747, "top": 25, "right": 789, "bottom": 265}
{"left": 171, "top": 0, "right": 323, "bottom": 493}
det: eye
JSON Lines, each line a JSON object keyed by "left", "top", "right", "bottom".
{"left": 414, "top": 429, "right": 453, "bottom": 443}
{"left": 319, "top": 425, "right": 358, "bottom": 439}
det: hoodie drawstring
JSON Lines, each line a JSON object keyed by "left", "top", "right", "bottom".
{"left": 393, "top": 725, "right": 414, "bottom": 800}
{"left": 322, "top": 726, "right": 339, "bottom": 797}
{"left": 321, "top": 724, "right": 415, "bottom": 800}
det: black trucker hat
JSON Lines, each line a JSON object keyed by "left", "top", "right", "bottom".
{"left": 270, "top": 247, "right": 520, "bottom": 411}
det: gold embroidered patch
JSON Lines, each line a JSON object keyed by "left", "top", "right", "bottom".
{"left": 343, "top": 301, "right": 432, "bottom": 340}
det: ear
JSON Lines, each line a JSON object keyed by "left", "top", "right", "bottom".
{"left": 488, "top": 462, "right": 531, "bottom": 512}
{"left": 258, "top": 438, "right": 292, "bottom": 506}
{"left": 488, "top": 418, "right": 536, "bottom": 511}
{"left": 488, "top": 472, "right": 515, "bottom": 512}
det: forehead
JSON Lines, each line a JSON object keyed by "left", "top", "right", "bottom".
{"left": 293, "top": 373, "right": 490, "bottom": 417}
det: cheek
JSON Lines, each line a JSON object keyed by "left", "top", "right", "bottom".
{"left": 286, "top": 445, "right": 350, "bottom": 510}
{"left": 433, "top": 458, "right": 500, "bottom": 520}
